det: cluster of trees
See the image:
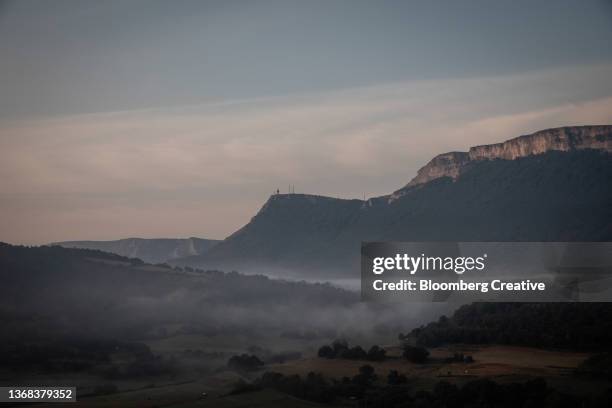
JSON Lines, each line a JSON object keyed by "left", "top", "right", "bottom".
{"left": 403, "top": 303, "right": 612, "bottom": 350}
{"left": 256, "top": 371, "right": 334, "bottom": 403}
{"left": 243, "top": 345, "right": 302, "bottom": 364}
{"left": 0, "top": 341, "right": 108, "bottom": 371}
{"left": 386, "top": 370, "right": 408, "bottom": 385}
{"left": 363, "top": 377, "right": 599, "bottom": 408}
{"left": 402, "top": 345, "right": 430, "bottom": 363}
{"left": 0, "top": 338, "right": 172, "bottom": 378}
{"left": 233, "top": 366, "right": 605, "bottom": 407}
{"left": 235, "top": 365, "right": 388, "bottom": 403}
{"left": 227, "top": 354, "right": 264, "bottom": 372}
{"left": 317, "top": 339, "right": 386, "bottom": 361}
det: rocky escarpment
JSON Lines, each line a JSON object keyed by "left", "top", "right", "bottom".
{"left": 170, "top": 125, "right": 612, "bottom": 277}
{"left": 404, "top": 151, "right": 470, "bottom": 187}
{"left": 403, "top": 125, "right": 611, "bottom": 189}
{"left": 174, "top": 148, "right": 612, "bottom": 276}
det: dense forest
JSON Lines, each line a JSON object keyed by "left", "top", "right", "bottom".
{"left": 233, "top": 366, "right": 612, "bottom": 408}
{"left": 402, "top": 303, "right": 612, "bottom": 350}
{"left": 317, "top": 339, "right": 386, "bottom": 361}
{"left": 0, "top": 242, "right": 359, "bottom": 343}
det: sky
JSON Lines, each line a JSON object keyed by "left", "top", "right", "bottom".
{"left": 1, "top": 0, "right": 612, "bottom": 244}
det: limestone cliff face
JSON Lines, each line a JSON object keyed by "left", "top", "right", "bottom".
{"left": 468, "top": 125, "right": 612, "bottom": 160}
{"left": 405, "top": 125, "right": 611, "bottom": 188}
{"left": 406, "top": 151, "right": 470, "bottom": 187}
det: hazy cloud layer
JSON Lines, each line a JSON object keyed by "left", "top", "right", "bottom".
{"left": 1, "top": 64, "right": 612, "bottom": 244}
{"left": 2, "top": 0, "right": 611, "bottom": 118}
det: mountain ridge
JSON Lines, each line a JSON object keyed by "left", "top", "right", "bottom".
{"left": 401, "top": 125, "right": 612, "bottom": 192}
{"left": 174, "top": 125, "right": 612, "bottom": 277}
{"left": 53, "top": 237, "right": 220, "bottom": 264}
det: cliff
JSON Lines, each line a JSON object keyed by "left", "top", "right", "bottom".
{"left": 404, "top": 125, "right": 611, "bottom": 189}
{"left": 405, "top": 151, "right": 470, "bottom": 187}
{"left": 171, "top": 125, "right": 612, "bottom": 277}
{"left": 175, "top": 148, "right": 612, "bottom": 276}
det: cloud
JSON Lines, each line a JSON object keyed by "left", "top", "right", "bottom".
{"left": 1, "top": 63, "right": 611, "bottom": 244}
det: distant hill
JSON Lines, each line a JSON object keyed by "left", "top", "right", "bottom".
{"left": 174, "top": 126, "right": 612, "bottom": 277}
{"left": 0, "top": 242, "right": 358, "bottom": 342}
{"left": 405, "top": 302, "right": 612, "bottom": 351}
{"left": 52, "top": 237, "right": 220, "bottom": 264}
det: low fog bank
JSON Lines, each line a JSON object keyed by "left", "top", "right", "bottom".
{"left": 0, "top": 243, "right": 450, "bottom": 350}
{"left": 0, "top": 243, "right": 455, "bottom": 394}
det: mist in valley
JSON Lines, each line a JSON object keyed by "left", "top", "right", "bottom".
{"left": 0, "top": 243, "right": 451, "bottom": 395}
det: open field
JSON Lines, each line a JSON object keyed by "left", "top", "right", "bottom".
{"left": 13, "top": 344, "right": 606, "bottom": 407}
{"left": 264, "top": 344, "right": 601, "bottom": 395}
{"left": 269, "top": 345, "right": 590, "bottom": 380}
{"left": 26, "top": 373, "right": 341, "bottom": 408}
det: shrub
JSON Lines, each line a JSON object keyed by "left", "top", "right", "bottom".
{"left": 227, "top": 354, "right": 264, "bottom": 372}
{"left": 403, "top": 345, "right": 429, "bottom": 363}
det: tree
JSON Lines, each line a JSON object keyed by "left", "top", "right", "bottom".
{"left": 331, "top": 339, "right": 349, "bottom": 356}
{"left": 352, "top": 365, "right": 376, "bottom": 387}
{"left": 317, "top": 345, "right": 334, "bottom": 359}
{"left": 227, "top": 354, "right": 264, "bottom": 372}
{"left": 342, "top": 346, "right": 367, "bottom": 360}
{"left": 367, "top": 345, "right": 386, "bottom": 361}
{"left": 387, "top": 369, "right": 407, "bottom": 385}
{"left": 403, "top": 345, "right": 429, "bottom": 363}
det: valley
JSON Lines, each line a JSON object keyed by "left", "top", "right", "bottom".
{"left": 1, "top": 125, "right": 611, "bottom": 407}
